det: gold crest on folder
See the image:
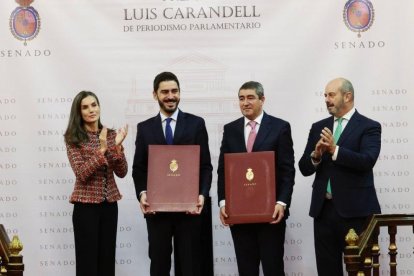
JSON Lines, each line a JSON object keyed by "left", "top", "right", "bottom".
{"left": 245, "top": 168, "right": 254, "bottom": 181}
{"left": 169, "top": 159, "right": 178, "bottom": 173}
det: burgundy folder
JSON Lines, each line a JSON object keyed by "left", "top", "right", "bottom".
{"left": 224, "top": 151, "right": 276, "bottom": 224}
{"left": 147, "top": 145, "right": 200, "bottom": 212}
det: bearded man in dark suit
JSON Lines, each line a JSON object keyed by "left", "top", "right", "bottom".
{"left": 132, "top": 72, "right": 213, "bottom": 276}
{"left": 299, "top": 77, "right": 381, "bottom": 276}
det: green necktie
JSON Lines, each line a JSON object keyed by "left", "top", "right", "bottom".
{"left": 327, "top": 117, "right": 343, "bottom": 195}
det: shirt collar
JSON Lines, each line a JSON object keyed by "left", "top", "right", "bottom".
{"left": 244, "top": 111, "right": 264, "bottom": 127}
{"left": 160, "top": 109, "right": 179, "bottom": 122}
{"left": 336, "top": 107, "right": 355, "bottom": 121}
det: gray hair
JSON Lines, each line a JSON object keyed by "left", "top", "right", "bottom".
{"left": 339, "top": 78, "right": 354, "bottom": 100}
{"left": 239, "top": 81, "right": 264, "bottom": 99}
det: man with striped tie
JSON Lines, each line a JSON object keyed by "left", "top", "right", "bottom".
{"left": 299, "top": 78, "right": 382, "bottom": 276}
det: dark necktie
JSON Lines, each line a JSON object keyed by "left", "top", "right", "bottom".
{"left": 165, "top": 117, "right": 173, "bottom": 145}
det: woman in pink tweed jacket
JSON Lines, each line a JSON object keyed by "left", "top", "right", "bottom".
{"left": 64, "top": 91, "right": 128, "bottom": 276}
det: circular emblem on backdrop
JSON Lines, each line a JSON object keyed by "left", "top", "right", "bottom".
{"left": 343, "top": 0, "right": 374, "bottom": 38}
{"left": 9, "top": 0, "right": 41, "bottom": 46}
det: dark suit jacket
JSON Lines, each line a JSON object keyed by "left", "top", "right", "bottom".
{"left": 132, "top": 110, "right": 213, "bottom": 199}
{"left": 299, "top": 110, "right": 381, "bottom": 218}
{"left": 217, "top": 112, "right": 295, "bottom": 214}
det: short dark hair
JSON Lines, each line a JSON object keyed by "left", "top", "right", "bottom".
{"left": 239, "top": 81, "right": 264, "bottom": 99}
{"left": 153, "top": 72, "right": 180, "bottom": 92}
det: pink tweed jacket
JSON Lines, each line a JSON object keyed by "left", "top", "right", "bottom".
{"left": 66, "top": 129, "right": 128, "bottom": 203}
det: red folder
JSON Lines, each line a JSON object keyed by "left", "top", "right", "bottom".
{"left": 147, "top": 145, "right": 200, "bottom": 212}
{"left": 224, "top": 151, "right": 276, "bottom": 224}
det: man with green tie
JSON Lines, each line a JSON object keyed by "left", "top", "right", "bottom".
{"left": 299, "top": 78, "right": 382, "bottom": 276}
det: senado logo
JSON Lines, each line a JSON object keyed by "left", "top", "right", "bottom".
{"left": 343, "top": 0, "right": 374, "bottom": 38}
{"left": 334, "top": 0, "right": 383, "bottom": 49}
{"left": 9, "top": 0, "right": 41, "bottom": 46}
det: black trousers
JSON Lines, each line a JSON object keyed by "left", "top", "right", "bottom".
{"left": 146, "top": 213, "right": 202, "bottom": 276}
{"left": 314, "top": 199, "right": 367, "bottom": 276}
{"left": 230, "top": 220, "right": 286, "bottom": 276}
{"left": 174, "top": 196, "right": 214, "bottom": 276}
{"left": 72, "top": 201, "right": 118, "bottom": 276}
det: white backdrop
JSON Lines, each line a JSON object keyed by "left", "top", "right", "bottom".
{"left": 1, "top": 0, "right": 414, "bottom": 275}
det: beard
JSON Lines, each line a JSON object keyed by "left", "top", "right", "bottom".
{"left": 327, "top": 99, "right": 344, "bottom": 116}
{"left": 158, "top": 98, "right": 180, "bottom": 115}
